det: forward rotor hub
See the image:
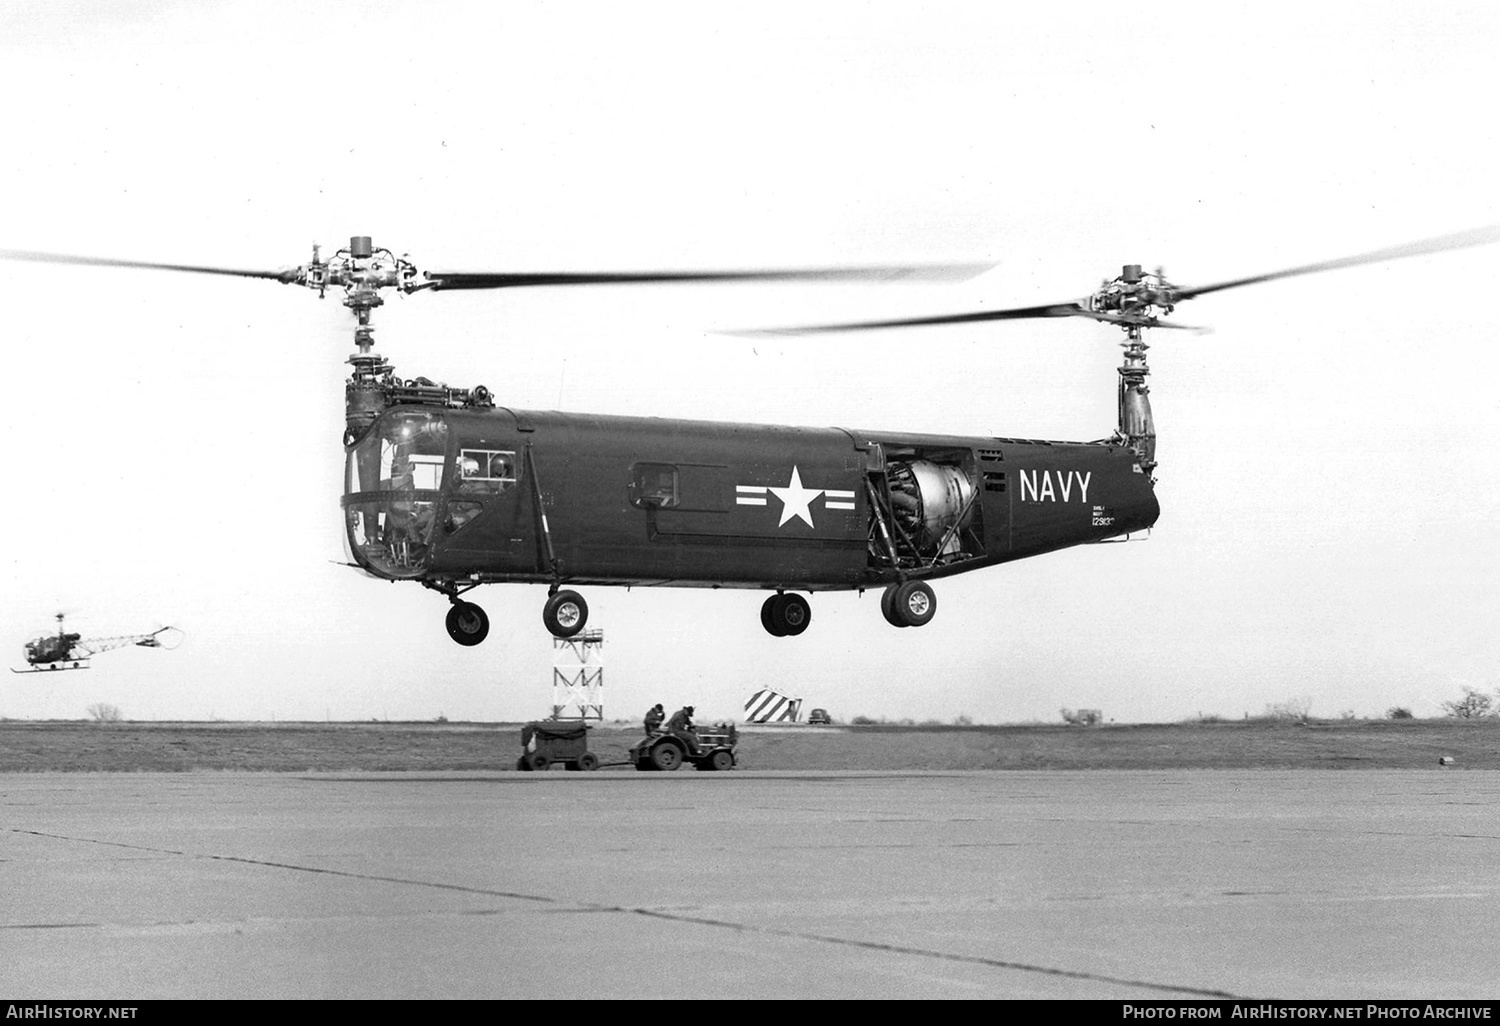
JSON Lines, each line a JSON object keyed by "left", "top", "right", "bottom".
{"left": 1087, "top": 264, "right": 1180, "bottom": 327}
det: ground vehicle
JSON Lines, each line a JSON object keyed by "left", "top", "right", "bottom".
{"left": 516, "top": 720, "right": 599, "bottom": 771}
{"left": 630, "top": 723, "right": 738, "bottom": 771}
{"left": 807, "top": 708, "right": 832, "bottom": 725}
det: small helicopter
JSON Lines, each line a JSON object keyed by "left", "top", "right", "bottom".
{"left": 4, "top": 226, "right": 1498, "bottom": 646}
{"left": 15, "top": 614, "right": 183, "bottom": 673}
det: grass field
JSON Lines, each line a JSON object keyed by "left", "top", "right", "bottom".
{"left": 0, "top": 718, "right": 1496, "bottom": 772}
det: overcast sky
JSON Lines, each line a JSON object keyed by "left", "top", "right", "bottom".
{"left": 3, "top": 0, "right": 1498, "bottom": 725}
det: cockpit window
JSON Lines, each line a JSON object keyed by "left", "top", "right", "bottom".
{"left": 346, "top": 411, "right": 449, "bottom": 495}
{"left": 343, "top": 411, "right": 449, "bottom": 579}
{"left": 457, "top": 448, "right": 517, "bottom": 494}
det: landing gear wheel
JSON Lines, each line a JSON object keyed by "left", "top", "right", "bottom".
{"left": 708, "top": 749, "right": 735, "bottom": 772}
{"left": 525, "top": 752, "right": 551, "bottom": 772}
{"left": 650, "top": 742, "right": 683, "bottom": 771}
{"left": 543, "top": 590, "right": 588, "bottom": 638}
{"left": 761, "top": 593, "right": 811, "bottom": 636}
{"left": 760, "top": 595, "right": 786, "bottom": 637}
{"left": 892, "top": 580, "right": 937, "bottom": 628}
{"left": 446, "top": 601, "right": 490, "bottom": 646}
{"left": 516, "top": 757, "right": 528, "bottom": 771}
{"left": 577, "top": 752, "right": 600, "bottom": 772}
{"left": 775, "top": 593, "right": 811, "bottom": 636}
{"left": 880, "top": 585, "right": 909, "bottom": 628}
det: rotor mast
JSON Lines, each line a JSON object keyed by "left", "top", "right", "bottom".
{"left": 1117, "top": 326, "right": 1155, "bottom": 474}
{"left": 1090, "top": 264, "right": 1165, "bottom": 475}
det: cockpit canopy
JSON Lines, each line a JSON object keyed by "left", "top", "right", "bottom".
{"left": 343, "top": 411, "right": 448, "bottom": 578}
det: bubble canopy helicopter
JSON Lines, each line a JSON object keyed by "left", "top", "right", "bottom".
{"left": 4, "top": 227, "right": 1497, "bottom": 646}
{"left": 15, "top": 614, "right": 183, "bottom": 673}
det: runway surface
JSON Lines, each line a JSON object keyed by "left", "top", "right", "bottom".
{"left": 3, "top": 769, "right": 1498, "bottom": 999}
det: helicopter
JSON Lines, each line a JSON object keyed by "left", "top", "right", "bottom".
{"left": 15, "top": 614, "right": 183, "bottom": 673}
{"left": 4, "top": 226, "right": 1498, "bottom": 646}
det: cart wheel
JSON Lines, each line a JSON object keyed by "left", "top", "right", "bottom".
{"left": 650, "top": 741, "right": 683, "bottom": 771}
{"left": 635, "top": 759, "right": 655, "bottom": 771}
{"left": 577, "top": 752, "right": 600, "bottom": 771}
{"left": 526, "top": 752, "right": 551, "bottom": 772}
{"left": 565, "top": 760, "right": 580, "bottom": 771}
{"left": 709, "top": 749, "right": 735, "bottom": 772}
{"left": 516, "top": 757, "right": 529, "bottom": 771}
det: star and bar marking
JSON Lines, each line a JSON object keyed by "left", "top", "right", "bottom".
{"left": 736, "top": 466, "right": 855, "bottom": 529}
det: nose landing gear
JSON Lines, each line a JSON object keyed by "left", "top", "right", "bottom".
{"left": 434, "top": 585, "right": 592, "bottom": 645}
{"left": 445, "top": 600, "right": 490, "bottom": 646}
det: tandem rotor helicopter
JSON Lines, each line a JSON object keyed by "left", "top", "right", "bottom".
{"left": 15, "top": 614, "right": 182, "bottom": 674}
{"left": 4, "top": 226, "right": 1497, "bottom": 645}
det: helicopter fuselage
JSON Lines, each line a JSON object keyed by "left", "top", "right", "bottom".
{"left": 341, "top": 396, "right": 1160, "bottom": 638}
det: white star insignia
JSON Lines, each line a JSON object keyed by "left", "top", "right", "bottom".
{"left": 767, "top": 465, "right": 824, "bottom": 528}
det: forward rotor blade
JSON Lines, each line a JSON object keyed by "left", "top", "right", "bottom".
{"left": 1176, "top": 224, "right": 1500, "bottom": 300}
{"left": 733, "top": 301, "right": 1091, "bottom": 337}
{"left": 0, "top": 248, "right": 297, "bottom": 282}
{"left": 423, "top": 263, "right": 991, "bottom": 292}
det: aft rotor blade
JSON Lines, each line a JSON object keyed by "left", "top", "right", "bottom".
{"left": 1176, "top": 224, "right": 1500, "bottom": 300}
{"left": 423, "top": 263, "right": 991, "bottom": 291}
{"left": 735, "top": 301, "right": 1092, "bottom": 336}
{"left": 0, "top": 248, "right": 298, "bottom": 282}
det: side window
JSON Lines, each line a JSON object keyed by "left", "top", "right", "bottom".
{"left": 629, "top": 463, "right": 679, "bottom": 509}
{"left": 457, "top": 449, "right": 517, "bottom": 494}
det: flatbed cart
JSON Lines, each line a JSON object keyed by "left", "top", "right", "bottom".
{"left": 517, "top": 720, "right": 600, "bottom": 771}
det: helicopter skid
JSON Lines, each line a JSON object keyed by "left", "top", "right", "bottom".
{"left": 11, "top": 661, "right": 90, "bottom": 673}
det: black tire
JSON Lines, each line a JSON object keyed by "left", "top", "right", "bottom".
{"left": 709, "top": 749, "right": 735, "bottom": 772}
{"left": 516, "top": 757, "right": 529, "bottom": 771}
{"left": 650, "top": 741, "right": 683, "bottom": 771}
{"left": 775, "top": 593, "right": 811, "bottom": 636}
{"left": 543, "top": 590, "right": 588, "bottom": 638}
{"left": 760, "top": 594, "right": 786, "bottom": 637}
{"left": 577, "top": 752, "right": 599, "bottom": 772}
{"left": 635, "top": 759, "right": 656, "bottom": 772}
{"left": 526, "top": 751, "right": 551, "bottom": 772}
{"left": 446, "top": 601, "right": 490, "bottom": 646}
{"left": 880, "top": 585, "right": 909, "bottom": 628}
{"left": 893, "top": 580, "right": 937, "bottom": 627}
{"left": 565, "top": 760, "right": 580, "bottom": 771}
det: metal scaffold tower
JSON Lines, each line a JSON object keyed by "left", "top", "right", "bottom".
{"left": 551, "top": 629, "right": 604, "bottom": 721}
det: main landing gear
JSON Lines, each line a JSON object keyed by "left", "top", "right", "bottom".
{"left": 439, "top": 587, "right": 591, "bottom": 646}
{"left": 880, "top": 580, "right": 937, "bottom": 629}
{"left": 760, "top": 592, "right": 811, "bottom": 637}
{"left": 758, "top": 583, "right": 938, "bottom": 636}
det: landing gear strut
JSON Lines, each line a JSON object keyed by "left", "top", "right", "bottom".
{"left": 760, "top": 592, "right": 811, "bottom": 637}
